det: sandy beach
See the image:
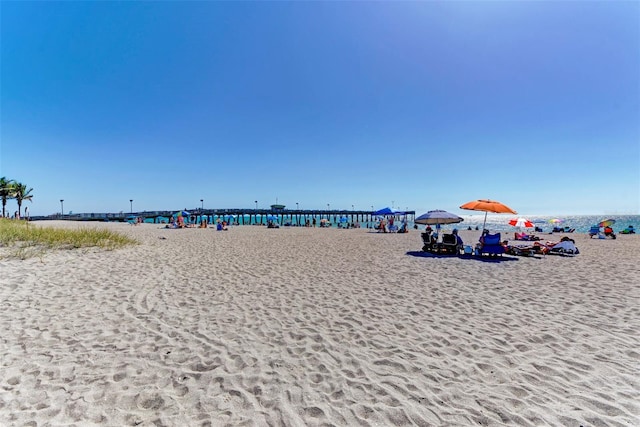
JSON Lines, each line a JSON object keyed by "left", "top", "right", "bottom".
{"left": 1, "top": 221, "right": 639, "bottom": 426}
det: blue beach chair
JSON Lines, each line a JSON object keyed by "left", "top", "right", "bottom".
{"left": 477, "top": 232, "right": 505, "bottom": 256}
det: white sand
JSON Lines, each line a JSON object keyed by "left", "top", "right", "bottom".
{"left": 1, "top": 221, "right": 639, "bottom": 426}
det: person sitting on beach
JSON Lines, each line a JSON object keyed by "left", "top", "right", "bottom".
{"left": 604, "top": 226, "right": 615, "bottom": 237}
{"left": 620, "top": 225, "right": 635, "bottom": 234}
{"left": 452, "top": 228, "right": 463, "bottom": 247}
{"left": 425, "top": 226, "right": 437, "bottom": 242}
{"left": 451, "top": 228, "right": 464, "bottom": 252}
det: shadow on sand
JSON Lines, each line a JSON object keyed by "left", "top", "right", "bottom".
{"left": 406, "top": 251, "right": 520, "bottom": 263}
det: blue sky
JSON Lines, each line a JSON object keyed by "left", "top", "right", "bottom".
{"left": 1, "top": 1, "right": 638, "bottom": 217}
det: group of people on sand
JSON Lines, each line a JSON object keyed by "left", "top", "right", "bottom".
{"left": 422, "top": 226, "right": 464, "bottom": 250}
{"left": 421, "top": 226, "right": 581, "bottom": 257}
{"left": 374, "top": 217, "right": 409, "bottom": 233}
{"left": 501, "top": 230, "right": 579, "bottom": 256}
{"left": 4, "top": 207, "right": 28, "bottom": 220}
{"left": 164, "top": 215, "right": 190, "bottom": 229}
{"left": 163, "top": 216, "right": 228, "bottom": 230}
{"left": 590, "top": 225, "right": 617, "bottom": 239}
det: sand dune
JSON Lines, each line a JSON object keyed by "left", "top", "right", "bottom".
{"left": 1, "top": 221, "right": 638, "bottom": 426}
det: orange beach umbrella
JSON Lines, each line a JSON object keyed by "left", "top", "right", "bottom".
{"left": 459, "top": 199, "right": 517, "bottom": 231}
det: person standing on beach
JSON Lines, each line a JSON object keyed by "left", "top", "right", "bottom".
{"left": 24, "top": 206, "right": 29, "bottom": 220}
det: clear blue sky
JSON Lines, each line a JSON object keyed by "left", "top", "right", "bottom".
{"left": 1, "top": 1, "right": 638, "bottom": 216}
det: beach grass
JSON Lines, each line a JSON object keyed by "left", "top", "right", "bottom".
{"left": 0, "top": 219, "right": 136, "bottom": 259}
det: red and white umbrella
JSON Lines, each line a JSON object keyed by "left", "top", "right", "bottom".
{"left": 509, "top": 217, "right": 534, "bottom": 228}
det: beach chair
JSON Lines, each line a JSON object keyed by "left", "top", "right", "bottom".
{"left": 440, "top": 233, "right": 460, "bottom": 255}
{"left": 421, "top": 232, "right": 437, "bottom": 252}
{"left": 589, "top": 225, "right": 600, "bottom": 238}
{"left": 477, "top": 232, "right": 505, "bottom": 256}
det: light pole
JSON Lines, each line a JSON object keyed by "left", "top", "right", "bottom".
{"left": 255, "top": 200, "right": 258, "bottom": 210}
{"left": 60, "top": 199, "right": 64, "bottom": 217}
{"left": 200, "top": 199, "right": 204, "bottom": 211}
{"left": 130, "top": 199, "right": 133, "bottom": 214}
{"left": 296, "top": 202, "right": 299, "bottom": 210}
{"left": 352, "top": 204, "right": 354, "bottom": 211}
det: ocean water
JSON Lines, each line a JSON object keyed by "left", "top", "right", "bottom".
{"left": 196, "top": 213, "right": 639, "bottom": 234}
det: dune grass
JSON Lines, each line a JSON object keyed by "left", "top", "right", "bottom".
{"left": 0, "top": 219, "right": 137, "bottom": 259}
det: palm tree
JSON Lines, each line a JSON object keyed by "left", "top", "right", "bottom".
{"left": 0, "top": 176, "right": 15, "bottom": 218}
{"left": 13, "top": 182, "right": 33, "bottom": 218}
